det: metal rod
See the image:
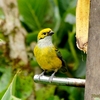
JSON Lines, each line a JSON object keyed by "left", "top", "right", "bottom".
{"left": 34, "top": 75, "right": 85, "bottom": 87}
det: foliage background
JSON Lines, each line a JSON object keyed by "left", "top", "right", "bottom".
{"left": 0, "top": 0, "right": 86, "bottom": 100}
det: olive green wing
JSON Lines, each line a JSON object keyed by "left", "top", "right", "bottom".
{"left": 55, "top": 48, "right": 68, "bottom": 72}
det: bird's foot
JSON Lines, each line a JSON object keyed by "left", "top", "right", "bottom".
{"left": 38, "top": 71, "right": 45, "bottom": 80}
{"left": 49, "top": 75, "right": 54, "bottom": 83}
{"left": 49, "top": 70, "right": 57, "bottom": 83}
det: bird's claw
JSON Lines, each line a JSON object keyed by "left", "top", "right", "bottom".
{"left": 38, "top": 71, "right": 45, "bottom": 80}
{"left": 49, "top": 76, "right": 53, "bottom": 83}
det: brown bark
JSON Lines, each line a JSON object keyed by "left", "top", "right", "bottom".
{"left": 85, "top": 0, "right": 100, "bottom": 100}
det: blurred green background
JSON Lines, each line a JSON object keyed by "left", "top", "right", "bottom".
{"left": 0, "top": 0, "right": 86, "bottom": 100}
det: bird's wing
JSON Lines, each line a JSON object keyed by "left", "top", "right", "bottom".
{"left": 55, "top": 48, "right": 68, "bottom": 72}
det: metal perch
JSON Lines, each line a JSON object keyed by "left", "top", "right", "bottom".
{"left": 34, "top": 75, "right": 85, "bottom": 87}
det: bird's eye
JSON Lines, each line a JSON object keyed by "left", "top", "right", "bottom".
{"left": 43, "top": 32, "right": 46, "bottom": 35}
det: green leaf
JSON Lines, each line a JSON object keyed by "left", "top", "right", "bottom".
{"left": 16, "top": 72, "right": 33, "bottom": 100}
{"left": 36, "top": 85, "right": 56, "bottom": 100}
{"left": 1, "top": 73, "right": 20, "bottom": 100}
{"left": 26, "top": 31, "right": 38, "bottom": 44}
{"left": 68, "top": 31, "right": 79, "bottom": 70}
{"left": 58, "top": 86, "right": 84, "bottom": 100}
{"left": 57, "top": 0, "right": 77, "bottom": 16}
{"left": 47, "top": 95, "right": 60, "bottom": 100}
{"left": 10, "top": 96, "right": 21, "bottom": 100}
{"left": 30, "top": 60, "right": 38, "bottom": 67}
{"left": 74, "top": 60, "right": 86, "bottom": 78}
{"left": 17, "top": 0, "right": 51, "bottom": 30}
{"left": 59, "top": 48, "right": 71, "bottom": 61}
{"left": 0, "top": 67, "right": 12, "bottom": 93}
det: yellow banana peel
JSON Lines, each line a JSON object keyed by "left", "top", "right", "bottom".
{"left": 76, "top": 0, "right": 90, "bottom": 53}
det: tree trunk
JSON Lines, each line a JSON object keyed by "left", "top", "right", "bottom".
{"left": 85, "top": 0, "right": 100, "bottom": 100}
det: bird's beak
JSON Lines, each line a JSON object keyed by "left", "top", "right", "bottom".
{"left": 48, "top": 31, "right": 54, "bottom": 36}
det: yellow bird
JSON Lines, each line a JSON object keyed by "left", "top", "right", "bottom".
{"left": 34, "top": 28, "right": 67, "bottom": 82}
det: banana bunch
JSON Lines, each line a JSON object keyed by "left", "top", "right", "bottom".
{"left": 76, "top": 0, "right": 90, "bottom": 53}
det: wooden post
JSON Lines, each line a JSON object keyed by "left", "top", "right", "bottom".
{"left": 85, "top": 0, "right": 100, "bottom": 100}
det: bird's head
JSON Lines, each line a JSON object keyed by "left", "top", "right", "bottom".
{"left": 37, "top": 28, "right": 54, "bottom": 40}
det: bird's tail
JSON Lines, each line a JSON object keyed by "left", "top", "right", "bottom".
{"left": 60, "top": 60, "right": 73, "bottom": 78}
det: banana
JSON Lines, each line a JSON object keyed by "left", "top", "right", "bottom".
{"left": 76, "top": 0, "right": 90, "bottom": 53}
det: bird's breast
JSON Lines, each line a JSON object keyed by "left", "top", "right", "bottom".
{"left": 34, "top": 46, "right": 62, "bottom": 71}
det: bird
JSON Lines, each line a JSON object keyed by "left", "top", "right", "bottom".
{"left": 34, "top": 28, "right": 68, "bottom": 82}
